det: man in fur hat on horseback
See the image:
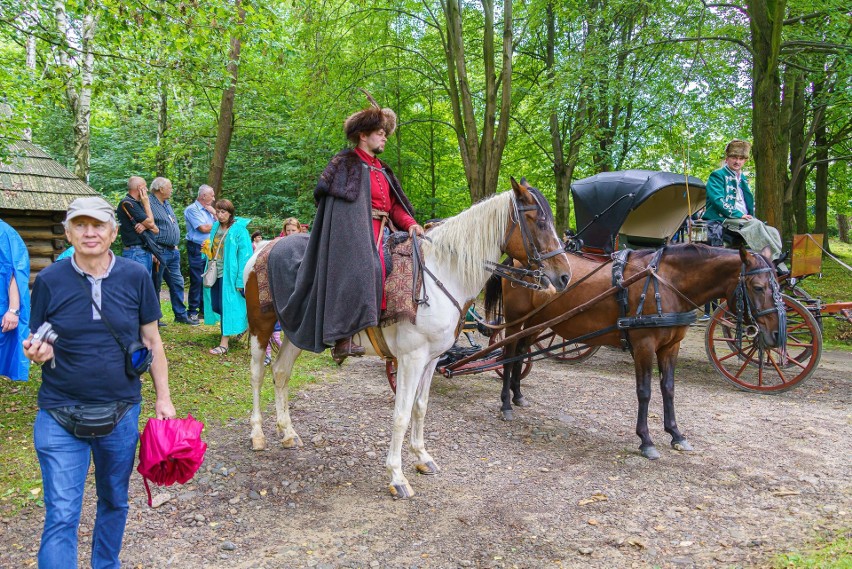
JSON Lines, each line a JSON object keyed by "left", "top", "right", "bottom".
{"left": 274, "top": 95, "right": 423, "bottom": 363}
{"left": 702, "top": 139, "right": 787, "bottom": 273}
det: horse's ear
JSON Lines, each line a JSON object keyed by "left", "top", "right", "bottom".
{"left": 759, "top": 246, "right": 773, "bottom": 262}
{"left": 739, "top": 246, "right": 749, "bottom": 264}
{"left": 510, "top": 176, "right": 529, "bottom": 199}
{"left": 520, "top": 176, "right": 528, "bottom": 188}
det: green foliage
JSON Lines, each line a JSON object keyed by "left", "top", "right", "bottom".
{"left": 0, "top": 0, "right": 848, "bottom": 229}
{"left": 0, "top": 302, "right": 335, "bottom": 515}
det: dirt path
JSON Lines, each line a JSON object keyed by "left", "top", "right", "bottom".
{"left": 2, "top": 326, "right": 850, "bottom": 568}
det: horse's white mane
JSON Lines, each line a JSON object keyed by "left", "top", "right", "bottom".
{"left": 423, "top": 191, "right": 512, "bottom": 292}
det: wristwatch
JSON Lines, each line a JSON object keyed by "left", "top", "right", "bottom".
{"left": 7, "top": 308, "right": 20, "bottom": 316}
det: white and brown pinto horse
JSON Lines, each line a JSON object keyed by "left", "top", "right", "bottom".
{"left": 243, "top": 178, "right": 572, "bottom": 499}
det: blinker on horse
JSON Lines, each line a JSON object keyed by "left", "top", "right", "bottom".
{"left": 244, "top": 177, "right": 572, "bottom": 498}
{"left": 486, "top": 244, "right": 785, "bottom": 460}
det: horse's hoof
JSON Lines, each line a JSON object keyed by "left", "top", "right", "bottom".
{"left": 251, "top": 437, "right": 267, "bottom": 451}
{"left": 641, "top": 445, "right": 661, "bottom": 460}
{"left": 501, "top": 409, "right": 514, "bottom": 421}
{"left": 513, "top": 396, "right": 530, "bottom": 408}
{"left": 389, "top": 482, "right": 415, "bottom": 499}
{"left": 415, "top": 461, "right": 440, "bottom": 475}
{"left": 672, "top": 439, "right": 694, "bottom": 452}
{"left": 281, "top": 435, "right": 303, "bottom": 449}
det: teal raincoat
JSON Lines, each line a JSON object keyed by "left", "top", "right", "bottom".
{"left": 203, "top": 217, "right": 252, "bottom": 335}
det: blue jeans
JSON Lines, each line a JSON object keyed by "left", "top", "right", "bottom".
{"left": 34, "top": 403, "right": 141, "bottom": 569}
{"left": 152, "top": 246, "right": 188, "bottom": 319}
{"left": 121, "top": 246, "right": 152, "bottom": 273}
{"left": 186, "top": 241, "right": 205, "bottom": 316}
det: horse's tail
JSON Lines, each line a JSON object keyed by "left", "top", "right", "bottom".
{"left": 484, "top": 272, "right": 503, "bottom": 323}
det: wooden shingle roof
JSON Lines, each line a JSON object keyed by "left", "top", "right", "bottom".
{"left": 0, "top": 140, "right": 99, "bottom": 212}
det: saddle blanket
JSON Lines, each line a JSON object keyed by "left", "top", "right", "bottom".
{"left": 255, "top": 237, "right": 283, "bottom": 313}
{"left": 380, "top": 236, "right": 423, "bottom": 327}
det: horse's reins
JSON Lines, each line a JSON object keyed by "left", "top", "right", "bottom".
{"left": 410, "top": 192, "right": 569, "bottom": 319}
{"left": 483, "top": 193, "right": 567, "bottom": 291}
{"left": 468, "top": 253, "right": 614, "bottom": 333}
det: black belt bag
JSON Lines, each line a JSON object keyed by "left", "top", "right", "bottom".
{"left": 47, "top": 401, "right": 133, "bottom": 438}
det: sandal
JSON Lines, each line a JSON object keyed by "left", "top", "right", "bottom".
{"left": 209, "top": 345, "right": 228, "bottom": 355}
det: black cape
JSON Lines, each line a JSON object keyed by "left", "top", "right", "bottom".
{"left": 269, "top": 149, "right": 414, "bottom": 353}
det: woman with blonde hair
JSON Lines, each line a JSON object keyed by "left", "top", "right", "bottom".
{"left": 278, "top": 217, "right": 301, "bottom": 237}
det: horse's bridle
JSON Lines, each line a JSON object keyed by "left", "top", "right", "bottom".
{"left": 482, "top": 194, "right": 566, "bottom": 291}
{"left": 733, "top": 254, "right": 787, "bottom": 360}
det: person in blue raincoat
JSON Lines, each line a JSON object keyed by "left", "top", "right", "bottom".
{"left": 202, "top": 199, "right": 252, "bottom": 355}
{"left": 0, "top": 219, "right": 30, "bottom": 381}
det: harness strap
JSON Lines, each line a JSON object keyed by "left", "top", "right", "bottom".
{"left": 410, "top": 235, "right": 464, "bottom": 316}
{"left": 611, "top": 250, "right": 632, "bottom": 351}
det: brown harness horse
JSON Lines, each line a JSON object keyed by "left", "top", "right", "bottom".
{"left": 485, "top": 244, "right": 785, "bottom": 460}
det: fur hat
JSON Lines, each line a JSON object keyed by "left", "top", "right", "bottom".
{"left": 725, "top": 139, "right": 751, "bottom": 157}
{"left": 344, "top": 89, "right": 397, "bottom": 143}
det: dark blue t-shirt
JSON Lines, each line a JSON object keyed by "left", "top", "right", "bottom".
{"left": 30, "top": 255, "right": 162, "bottom": 409}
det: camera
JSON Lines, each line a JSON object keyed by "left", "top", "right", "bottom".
{"left": 32, "top": 322, "right": 59, "bottom": 345}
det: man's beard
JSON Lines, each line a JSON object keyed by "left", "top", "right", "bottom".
{"left": 371, "top": 145, "right": 384, "bottom": 155}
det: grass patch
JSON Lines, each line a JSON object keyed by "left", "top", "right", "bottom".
{"left": 0, "top": 303, "right": 336, "bottom": 516}
{"left": 790, "top": 239, "right": 852, "bottom": 350}
{"left": 772, "top": 528, "right": 852, "bottom": 568}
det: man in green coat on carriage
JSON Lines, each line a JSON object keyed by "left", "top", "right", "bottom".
{"left": 702, "top": 139, "right": 787, "bottom": 273}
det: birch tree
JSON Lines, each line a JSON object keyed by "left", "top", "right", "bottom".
{"left": 53, "top": 0, "right": 95, "bottom": 182}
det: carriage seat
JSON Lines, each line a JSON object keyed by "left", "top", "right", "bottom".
{"left": 704, "top": 220, "right": 745, "bottom": 248}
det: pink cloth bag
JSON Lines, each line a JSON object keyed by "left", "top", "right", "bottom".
{"left": 137, "top": 414, "right": 207, "bottom": 506}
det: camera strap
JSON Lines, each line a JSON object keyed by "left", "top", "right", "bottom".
{"left": 77, "top": 275, "right": 133, "bottom": 357}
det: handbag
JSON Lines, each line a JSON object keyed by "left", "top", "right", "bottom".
{"left": 202, "top": 232, "right": 226, "bottom": 288}
{"left": 77, "top": 276, "right": 153, "bottom": 378}
{"left": 47, "top": 401, "right": 133, "bottom": 438}
{"left": 202, "top": 259, "right": 218, "bottom": 287}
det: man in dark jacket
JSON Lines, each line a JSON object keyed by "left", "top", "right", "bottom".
{"left": 275, "top": 99, "right": 423, "bottom": 363}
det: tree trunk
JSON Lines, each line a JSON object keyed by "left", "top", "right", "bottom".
{"left": 837, "top": 214, "right": 849, "bottom": 243}
{"left": 812, "top": 79, "right": 830, "bottom": 253}
{"left": 22, "top": 2, "right": 38, "bottom": 142}
{"left": 788, "top": 71, "right": 808, "bottom": 234}
{"left": 545, "top": 2, "right": 584, "bottom": 234}
{"left": 54, "top": 0, "right": 95, "bottom": 183}
{"left": 779, "top": 66, "right": 794, "bottom": 242}
{"left": 746, "top": 0, "right": 787, "bottom": 229}
{"left": 440, "top": 0, "right": 513, "bottom": 203}
{"left": 207, "top": 1, "right": 245, "bottom": 197}
{"left": 156, "top": 83, "right": 168, "bottom": 177}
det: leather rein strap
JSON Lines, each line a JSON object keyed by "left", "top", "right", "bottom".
{"left": 483, "top": 195, "right": 565, "bottom": 291}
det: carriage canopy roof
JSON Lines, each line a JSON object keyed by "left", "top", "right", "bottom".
{"left": 571, "top": 170, "right": 706, "bottom": 252}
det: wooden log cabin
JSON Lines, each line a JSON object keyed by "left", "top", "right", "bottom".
{"left": 0, "top": 141, "right": 101, "bottom": 284}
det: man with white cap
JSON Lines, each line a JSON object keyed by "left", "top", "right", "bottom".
{"left": 703, "top": 139, "right": 787, "bottom": 273}
{"left": 23, "top": 196, "right": 176, "bottom": 569}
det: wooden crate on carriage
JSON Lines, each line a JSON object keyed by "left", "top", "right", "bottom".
{"left": 790, "top": 233, "right": 824, "bottom": 278}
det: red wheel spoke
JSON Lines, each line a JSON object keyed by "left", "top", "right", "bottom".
{"left": 733, "top": 345, "right": 759, "bottom": 378}
{"left": 765, "top": 350, "right": 789, "bottom": 383}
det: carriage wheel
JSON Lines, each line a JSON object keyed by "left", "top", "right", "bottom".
{"left": 532, "top": 330, "right": 600, "bottom": 363}
{"left": 385, "top": 359, "right": 397, "bottom": 394}
{"left": 704, "top": 296, "right": 822, "bottom": 393}
{"left": 490, "top": 330, "right": 533, "bottom": 380}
